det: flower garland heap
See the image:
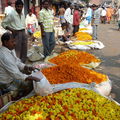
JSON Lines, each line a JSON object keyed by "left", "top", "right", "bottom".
{"left": 42, "top": 64, "right": 107, "bottom": 84}
{"left": 0, "top": 88, "right": 120, "bottom": 120}
{"left": 79, "top": 28, "right": 89, "bottom": 31}
{"left": 71, "top": 41, "right": 94, "bottom": 45}
{"left": 33, "top": 31, "right": 41, "bottom": 38}
{"left": 49, "top": 50, "right": 101, "bottom": 66}
{"left": 75, "top": 32, "right": 92, "bottom": 41}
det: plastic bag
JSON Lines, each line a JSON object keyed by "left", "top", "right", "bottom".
{"left": 32, "top": 72, "right": 53, "bottom": 96}
{"left": 27, "top": 46, "right": 44, "bottom": 62}
{"left": 95, "top": 79, "right": 112, "bottom": 96}
{"left": 52, "top": 82, "right": 99, "bottom": 93}
{"left": 67, "top": 40, "right": 105, "bottom": 50}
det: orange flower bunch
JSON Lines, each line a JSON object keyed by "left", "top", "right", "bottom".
{"left": 42, "top": 64, "right": 107, "bottom": 84}
{"left": 49, "top": 50, "right": 101, "bottom": 66}
{"left": 75, "top": 32, "right": 92, "bottom": 41}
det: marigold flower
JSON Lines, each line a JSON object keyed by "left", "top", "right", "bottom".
{"left": 42, "top": 64, "right": 107, "bottom": 84}
{"left": 0, "top": 88, "right": 120, "bottom": 120}
{"left": 49, "top": 50, "right": 101, "bottom": 66}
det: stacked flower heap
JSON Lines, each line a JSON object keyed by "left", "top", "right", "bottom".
{"left": 42, "top": 64, "right": 107, "bottom": 84}
{"left": 49, "top": 50, "right": 101, "bottom": 66}
{"left": 71, "top": 41, "right": 94, "bottom": 45}
{"left": 79, "top": 28, "right": 89, "bottom": 31}
{"left": 0, "top": 88, "right": 120, "bottom": 120}
{"left": 33, "top": 31, "right": 41, "bottom": 38}
{"left": 75, "top": 32, "right": 92, "bottom": 41}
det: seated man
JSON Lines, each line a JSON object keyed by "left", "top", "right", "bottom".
{"left": 0, "top": 32, "right": 40, "bottom": 100}
{"left": 58, "top": 23, "right": 70, "bottom": 42}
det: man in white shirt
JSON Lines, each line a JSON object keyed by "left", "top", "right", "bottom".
{"left": 25, "top": 9, "right": 38, "bottom": 35}
{"left": 4, "top": 1, "right": 14, "bottom": 16}
{"left": 0, "top": 32, "right": 40, "bottom": 99}
{"left": 64, "top": 3, "right": 73, "bottom": 35}
{"left": 2, "top": 0, "right": 27, "bottom": 63}
{"left": 100, "top": 7, "right": 107, "bottom": 24}
{"left": 85, "top": 5, "right": 93, "bottom": 24}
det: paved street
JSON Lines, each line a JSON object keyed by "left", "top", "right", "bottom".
{"left": 90, "top": 23, "right": 120, "bottom": 103}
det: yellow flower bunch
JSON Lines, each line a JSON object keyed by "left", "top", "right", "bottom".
{"left": 0, "top": 88, "right": 120, "bottom": 120}
{"left": 71, "top": 41, "right": 94, "bottom": 45}
{"left": 33, "top": 31, "right": 41, "bottom": 38}
{"left": 75, "top": 32, "right": 92, "bottom": 41}
{"left": 79, "top": 28, "right": 89, "bottom": 31}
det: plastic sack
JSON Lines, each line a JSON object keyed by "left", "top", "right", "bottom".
{"left": 52, "top": 78, "right": 112, "bottom": 97}
{"left": 80, "top": 19, "right": 89, "bottom": 27}
{"left": 80, "top": 62, "right": 101, "bottom": 69}
{"left": 88, "top": 40, "right": 105, "bottom": 49}
{"left": 27, "top": 46, "right": 44, "bottom": 62}
{"left": 67, "top": 40, "right": 105, "bottom": 50}
{"left": 95, "top": 79, "right": 112, "bottom": 96}
{"left": 52, "top": 82, "right": 99, "bottom": 93}
{"left": 34, "top": 63, "right": 54, "bottom": 70}
{"left": 32, "top": 72, "right": 53, "bottom": 96}
{"left": 79, "top": 26, "right": 93, "bottom": 35}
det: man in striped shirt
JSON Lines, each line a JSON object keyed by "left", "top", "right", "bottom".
{"left": 39, "top": 0, "right": 55, "bottom": 58}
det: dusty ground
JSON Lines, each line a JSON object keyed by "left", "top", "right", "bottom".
{"left": 90, "top": 23, "right": 120, "bottom": 103}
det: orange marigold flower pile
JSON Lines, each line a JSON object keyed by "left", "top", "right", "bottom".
{"left": 49, "top": 50, "right": 101, "bottom": 66}
{"left": 75, "top": 32, "right": 92, "bottom": 41}
{"left": 42, "top": 64, "right": 107, "bottom": 84}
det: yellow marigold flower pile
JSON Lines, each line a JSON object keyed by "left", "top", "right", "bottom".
{"left": 49, "top": 50, "right": 101, "bottom": 66}
{"left": 33, "top": 31, "right": 41, "bottom": 38}
{"left": 42, "top": 64, "right": 107, "bottom": 84}
{"left": 79, "top": 28, "right": 89, "bottom": 31}
{"left": 0, "top": 88, "right": 120, "bottom": 120}
{"left": 71, "top": 41, "right": 94, "bottom": 45}
{"left": 75, "top": 32, "right": 92, "bottom": 41}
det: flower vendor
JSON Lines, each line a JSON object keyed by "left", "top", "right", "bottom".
{"left": 0, "top": 32, "right": 41, "bottom": 100}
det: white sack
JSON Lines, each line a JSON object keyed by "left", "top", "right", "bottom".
{"left": 79, "top": 25, "right": 93, "bottom": 35}
{"left": 32, "top": 72, "right": 53, "bottom": 96}
{"left": 27, "top": 46, "right": 44, "bottom": 62}
{"left": 67, "top": 40, "right": 105, "bottom": 50}
{"left": 95, "top": 79, "right": 112, "bottom": 96}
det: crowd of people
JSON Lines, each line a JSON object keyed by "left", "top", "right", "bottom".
{"left": 0, "top": 0, "right": 120, "bottom": 100}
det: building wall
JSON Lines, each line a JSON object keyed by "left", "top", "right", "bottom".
{"left": 0, "top": 0, "right": 2, "bottom": 14}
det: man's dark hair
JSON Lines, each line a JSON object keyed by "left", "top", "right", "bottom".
{"left": 1, "top": 32, "right": 13, "bottom": 44}
{"left": 42, "top": 0, "right": 49, "bottom": 4}
{"left": 75, "top": 5, "right": 79, "bottom": 10}
{"left": 15, "top": 0, "right": 24, "bottom": 6}
{"left": 7, "top": 1, "right": 12, "bottom": 6}
{"left": 61, "top": 23, "right": 67, "bottom": 27}
{"left": 92, "top": 4, "right": 98, "bottom": 8}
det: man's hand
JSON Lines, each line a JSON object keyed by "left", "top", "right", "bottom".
{"left": 6, "top": 27, "right": 18, "bottom": 37}
{"left": 24, "top": 66, "right": 35, "bottom": 75}
{"left": 25, "top": 76, "right": 40, "bottom": 82}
